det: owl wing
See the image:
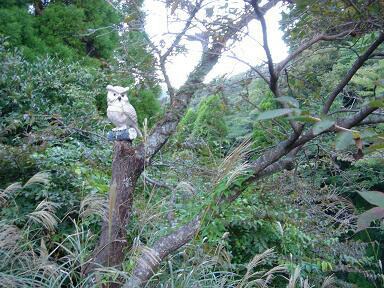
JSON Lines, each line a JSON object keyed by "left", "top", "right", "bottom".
{"left": 123, "top": 103, "right": 138, "bottom": 125}
{"left": 123, "top": 103, "right": 143, "bottom": 137}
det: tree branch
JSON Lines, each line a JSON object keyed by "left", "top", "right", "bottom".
{"left": 227, "top": 53, "right": 270, "bottom": 84}
{"left": 293, "top": 96, "right": 383, "bottom": 148}
{"left": 322, "top": 31, "right": 384, "bottom": 114}
{"left": 250, "top": 0, "right": 303, "bottom": 133}
{"left": 275, "top": 30, "right": 355, "bottom": 76}
{"left": 357, "top": 115, "right": 384, "bottom": 126}
{"left": 161, "top": 1, "right": 202, "bottom": 62}
{"left": 124, "top": 216, "right": 201, "bottom": 287}
{"left": 159, "top": 0, "right": 203, "bottom": 99}
{"left": 142, "top": 173, "right": 172, "bottom": 189}
{"left": 250, "top": 0, "right": 277, "bottom": 91}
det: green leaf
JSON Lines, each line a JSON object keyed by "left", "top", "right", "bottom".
{"left": 313, "top": 119, "right": 334, "bottom": 135}
{"left": 335, "top": 131, "right": 353, "bottom": 150}
{"left": 277, "top": 96, "right": 300, "bottom": 108}
{"left": 357, "top": 207, "right": 384, "bottom": 231}
{"left": 257, "top": 108, "right": 293, "bottom": 121}
{"left": 290, "top": 115, "right": 318, "bottom": 123}
{"left": 367, "top": 142, "right": 384, "bottom": 152}
{"left": 358, "top": 191, "right": 384, "bottom": 208}
{"left": 369, "top": 99, "right": 384, "bottom": 108}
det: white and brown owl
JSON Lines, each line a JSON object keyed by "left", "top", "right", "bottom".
{"left": 106, "top": 85, "right": 142, "bottom": 138}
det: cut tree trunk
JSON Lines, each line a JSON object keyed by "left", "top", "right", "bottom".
{"left": 83, "top": 141, "right": 143, "bottom": 276}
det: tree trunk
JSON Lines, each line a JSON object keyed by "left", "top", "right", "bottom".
{"left": 84, "top": 141, "right": 143, "bottom": 275}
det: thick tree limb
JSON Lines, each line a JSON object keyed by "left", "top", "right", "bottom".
{"left": 357, "top": 115, "right": 384, "bottom": 125}
{"left": 83, "top": 142, "right": 144, "bottom": 275}
{"left": 124, "top": 216, "right": 201, "bottom": 288}
{"left": 293, "top": 96, "right": 383, "bottom": 148}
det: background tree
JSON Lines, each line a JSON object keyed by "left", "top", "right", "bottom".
{"left": 0, "top": 0, "right": 120, "bottom": 62}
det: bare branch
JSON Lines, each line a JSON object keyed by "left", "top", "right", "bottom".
{"left": 369, "top": 52, "right": 384, "bottom": 59}
{"left": 159, "top": 0, "right": 203, "bottom": 99}
{"left": 142, "top": 173, "right": 172, "bottom": 189}
{"left": 227, "top": 53, "right": 270, "bottom": 84}
{"left": 329, "top": 109, "right": 384, "bottom": 116}
{"left": 293, "top": 96, "right": 383, "bottom": 148}
{"left": 250, "top": 0, "right": 277, "bottom": 91}
{"left": 250, "top": 0, "right": 303, "bottom": 133}
{"left": 161, "top": 1, "right": 202, "bottom": 62}
{"left": 275, "top": 30, "right": 355, "bottom": 76}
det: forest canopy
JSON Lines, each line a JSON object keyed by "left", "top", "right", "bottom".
{"left": 0, "top": 1, "right": 384, "bottom": 287}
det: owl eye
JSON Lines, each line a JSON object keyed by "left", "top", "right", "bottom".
{"left": 113, "top": 93, "right": 116, "bottom": 96}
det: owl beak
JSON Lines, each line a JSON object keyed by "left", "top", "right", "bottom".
{"left": 118, "top": 96, "right": 122, "bottom": 101}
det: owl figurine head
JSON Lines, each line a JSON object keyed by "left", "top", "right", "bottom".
{"left": 107, "top": 85, "right": 130, "bottom": 106}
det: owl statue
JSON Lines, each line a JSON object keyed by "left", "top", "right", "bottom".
{"left": 106, "top": 85, "right": 142, "bottom": 139}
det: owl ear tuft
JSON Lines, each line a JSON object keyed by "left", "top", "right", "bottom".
{"left": 106, "top": 85, "right": 114, "bottom": 91}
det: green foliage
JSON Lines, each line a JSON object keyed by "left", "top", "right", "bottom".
{"left": 358, "top": 190, "right": 384, "bottom": 208}
{"left": 37, "top": 4, "right": 86, "bottom": 58}
{"left": 176, "top": 108, "right": 197, "bottom": 143}
{"left": 0, "top": 7, "right": 41, "bottom": 57}
{"left": 127, "top": 87, "right": 161, "bottom": 127}
{"left": 175, "top": 94, "right": 228, "bottom": 155}
{"left": 0, "top": 43, "right": 112, "bottom": 224}
{"left": 0, "top": 48, "right": 101, "bottom": 136}
{"left": 357, "top": 207, "right": 384, "bottom": 232}
{"left": 0, "top": 0, "right": 120, "bottom": 62}
{"left": 281, "top": 1, "right": 383, "bottom": 48}
{"left": 352, "top": 57, "right": 384, "bottom": 97}
{"left": 192, "top": 94, "right": 228, "bottom": 144}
